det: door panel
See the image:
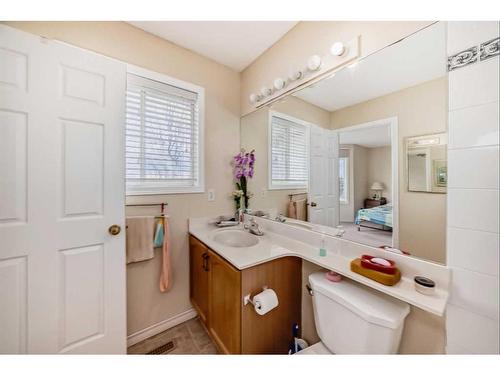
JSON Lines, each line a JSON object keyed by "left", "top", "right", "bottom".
{"left": 58, "top": 245, "right": 104, "bottom": 353}
{"left": 61, "top": 119, "right": 104, "bottom": 217}
{"left": 308, "top": 126, "right": 339, "bottom": 227}
{"left": 0, "top": 110, "right": 27, "bottom": 223}
{"left": 0, "top": 256, "right": 27, "bottom": 353}
{"left": 0, "top": 25, "right": 126, "bottom": 354}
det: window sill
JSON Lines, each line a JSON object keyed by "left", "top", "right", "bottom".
{"left": 126, "top": 187, "right": 205, "bottom": 196}
{"left": 268, "top": 184, "right": 308, "bottom": 191}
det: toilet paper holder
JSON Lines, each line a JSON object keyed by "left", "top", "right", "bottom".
{"left": 243, "top": 285, "right": 268, "bottom": 309}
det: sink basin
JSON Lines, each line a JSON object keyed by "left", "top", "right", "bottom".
{"left": 213, "top": 230, "right": 259, "bottom": 248}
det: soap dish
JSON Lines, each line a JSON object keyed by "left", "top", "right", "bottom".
{"left": 350, "top": 258, "right": 401, "bottom": 286}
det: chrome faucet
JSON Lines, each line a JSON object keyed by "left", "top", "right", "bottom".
{"left": 334, "top": 226, "right": 345, "bottom": 237}
{"left": 275, "top": 214, "right": 286, "bottom": 223}
{"left": 235, "top": 208, "right": 243, "bottom": 224}
{"left": 244, "top": 217, "right": 264, "bottom": 236}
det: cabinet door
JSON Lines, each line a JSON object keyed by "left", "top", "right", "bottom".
{"left": 208, "top": 250, "right": 241, "bottom": 354}
{"left": 189, "top": 236, "right": 209, "bottom": 324}
{"left": 241, "top": 257, "right": 302, "bottom": 354}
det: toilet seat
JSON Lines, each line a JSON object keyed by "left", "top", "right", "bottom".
{"left": 296, "top": 342, "right": 332, "bottom": 355}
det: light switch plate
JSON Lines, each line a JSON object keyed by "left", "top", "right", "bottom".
{"left": 208, "top": 189, "right": 215, "bottom": 201}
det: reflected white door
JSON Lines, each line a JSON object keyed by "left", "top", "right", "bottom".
{"left": 308, "top": 125, "right": 339, "bottom": 227}
{"left": 0, "top": 26, "right": 126, "bottom": 354}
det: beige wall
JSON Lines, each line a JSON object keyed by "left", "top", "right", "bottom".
{"left": 367, "top": 146, "right": 392, "bottom": 201}
{"left": 241, "top": 21, "right": 433, "bottom": 116}
{"left": 331, "top": 77, "right": 448, "bottom": 264}
{"left": 240, "top": 96, "right": 330, "bottom": 215}
{"left": 5, "top": 21, "right": 241, "bottom": 336}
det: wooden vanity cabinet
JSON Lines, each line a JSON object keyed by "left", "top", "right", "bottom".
{"left": 189, "top": 234, "right": 302, "bottom": 354}
{"left": 189, "top": 235, "right": 210, "bottom": 324}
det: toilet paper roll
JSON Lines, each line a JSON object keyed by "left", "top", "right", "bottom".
{"left": 253, "top": 288, "right": 279, "bottom": 315}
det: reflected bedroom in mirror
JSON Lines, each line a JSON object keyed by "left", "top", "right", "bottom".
{"left": 240, "top": 22, "right": 448, "bottom": 264}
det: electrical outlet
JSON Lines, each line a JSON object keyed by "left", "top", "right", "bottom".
{"left": 208, "top": 189, "right": 215, "bottom": 201}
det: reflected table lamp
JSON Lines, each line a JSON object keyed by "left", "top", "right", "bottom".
{"left": 370, "top": 182, "right": 385, "bottom": 200}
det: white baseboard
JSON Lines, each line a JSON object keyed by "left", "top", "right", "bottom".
{"left": 127, "top": 308, "right": 198, "bottom": 347}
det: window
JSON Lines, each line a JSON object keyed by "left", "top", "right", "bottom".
{"left": 125, "top": 67, "right": 204, "bottom": 195}
{"left": 339, "top": 157, "right": 349, "bottom": 203}
{"left": 269, "top": 112, "right": 309, "bottom": 189}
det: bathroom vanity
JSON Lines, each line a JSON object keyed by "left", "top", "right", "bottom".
{"left": 189, "top": 235, "right": 301, "bottom": 354}
{"left": 189, "top": 216, "right": 450, "bottom": 354}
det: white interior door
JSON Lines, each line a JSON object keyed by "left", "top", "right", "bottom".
{"left": 308, "top": 126, "right": 339, "bottom": 227}
{"left": 0, "top": 25, "right": 126, "bottom": 354}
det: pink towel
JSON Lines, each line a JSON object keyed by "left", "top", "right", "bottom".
{"left": 287, "top": 201, "right": 297, "bottom": 219}
{"left": 159, "top": 218, "right": 172, "bottom": 292}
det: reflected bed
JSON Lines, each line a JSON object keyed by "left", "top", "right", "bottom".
{"left": 355, "top": 204, "right": 393, "bottom": 232}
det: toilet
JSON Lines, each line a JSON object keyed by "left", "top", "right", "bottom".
{"left": 299, "top": 272, "right": 410, "bottom": 354}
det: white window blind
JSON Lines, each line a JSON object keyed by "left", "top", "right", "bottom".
{"left": 269, "top": 114, "right": 308, "bottom": 189}
{"left": 125, "top": 73, "right": 202, "bottom": 195}
{"left": 339, "top": 157, "right": 349, "bottom": 203}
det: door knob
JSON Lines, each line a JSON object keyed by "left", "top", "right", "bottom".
{"left": 310, "top": 202, "right": 317, "bottom": 207}
{"left": 108, "top": 224, "right": 121, "bottom": 235}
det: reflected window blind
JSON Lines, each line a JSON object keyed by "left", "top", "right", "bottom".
{"left": 270, "top": 115, "right": 308, "bottom": 187}
{"left": 339, "top": 157, "right": 349, "bottom": 203}
{"left": 125, "top": 73, "right": 200, "bottom": 193}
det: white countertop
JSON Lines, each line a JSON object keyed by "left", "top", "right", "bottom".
{"left": 189, "top": 217, "right": 449, "bottom": 316}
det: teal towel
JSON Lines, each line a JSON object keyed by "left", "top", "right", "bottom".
{"left": 154, "top": 219, "right": 164, "bottom": 248}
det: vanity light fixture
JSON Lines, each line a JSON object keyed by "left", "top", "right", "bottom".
{"left": 307, "top": 54, "right": 322, "bottom": 71}
{"left": 273, "top": 78, "right": 286, "bottom": 90}
{"left": 250, "top": 39, "right": 351, "bottom": 105}
{"left": 330, "top": 42, "right": 346, "bottom": 56}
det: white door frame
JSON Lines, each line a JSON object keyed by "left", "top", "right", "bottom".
{"left": 332, "top": 116, "right": 399, "bottom": 247}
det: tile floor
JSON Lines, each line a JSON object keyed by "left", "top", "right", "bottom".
{"left": 127, "top": 317, "right": 219, "bottom": 354}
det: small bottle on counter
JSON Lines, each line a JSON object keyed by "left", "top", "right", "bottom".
{"left": 319, "top": 233, "right": 327, "bottom": 257}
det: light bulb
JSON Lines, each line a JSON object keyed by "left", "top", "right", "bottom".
{"left": 330, "top": 42, "right": 346, "bottom": 56}
{"left": 273, "top": 78, "right": 286, "bottom": 90}
{"left": 307, "top": 55, "right": 322, "bottom": 71}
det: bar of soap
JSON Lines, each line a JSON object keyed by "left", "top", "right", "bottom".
{"left": 371, "top": 257, "right": 391, "bottom": 267}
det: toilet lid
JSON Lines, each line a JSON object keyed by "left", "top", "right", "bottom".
{"left": 309, "top": 272, "right": 410, "bottom": 329}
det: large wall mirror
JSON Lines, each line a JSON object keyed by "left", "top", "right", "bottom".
{"left": 240, "top": 22, "right": 448, "bottom": 264}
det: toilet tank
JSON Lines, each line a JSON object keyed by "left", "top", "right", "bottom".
{"left": 309, "top": 272, "right": 410, "bottom": 354}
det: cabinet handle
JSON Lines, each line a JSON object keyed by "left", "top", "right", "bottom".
{"left": 202, "top": 253, "right": 209, "bottom": 271}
